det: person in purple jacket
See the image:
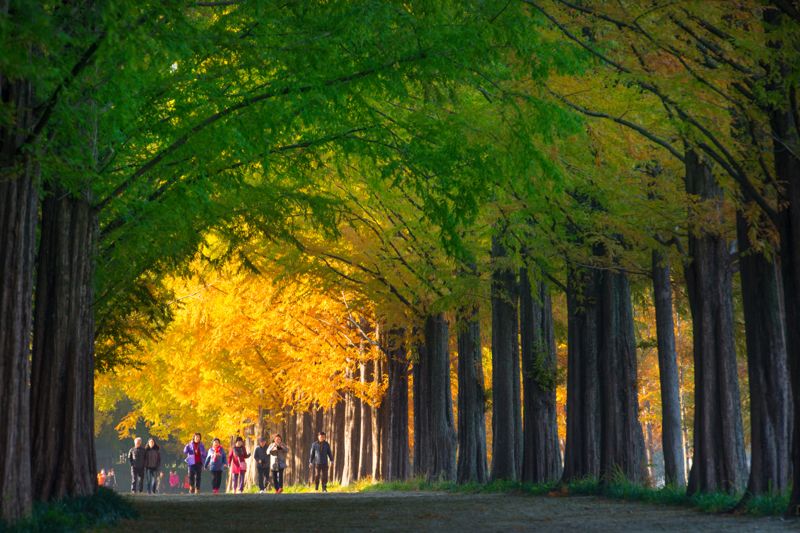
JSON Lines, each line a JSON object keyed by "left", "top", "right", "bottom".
{"left": 183, "top": 433, "right": 206, "bottom": 494}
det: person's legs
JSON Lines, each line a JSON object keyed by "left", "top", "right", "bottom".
{"left": 130, "top": 467, "right": 137, "bottom": 493}
{"left": 188, "top": 466, "right": 197, "bottom": 493}
{"left": 321, "top": 464, "right": 329, "bottom": 491}
{"left": 277, "top": 468, "right": 284, "bottom": 491}
{"left": 195, "top": 465, "right": 202, "bottom": 493}
{"left": 313, "top": 464, "right": 320, "bottom": 490}
{"left": 212, "top": 471, "right": 222, "bottom": 493}
{"left": 257, "top": 466, "right": 267, "bottom": 491}
{"left": 135, "top": 468, "right": 144, "bottom": 493}
{"left": 145, "top": 469, "right": 153, "bottom": 493}
{"left": 238, "top": 471, "right": 246, "bottom": 492}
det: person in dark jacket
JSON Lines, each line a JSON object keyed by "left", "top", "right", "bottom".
{"left": 253, "top": 436, "right": 270, "bottom": 493}
{"left": 144, "top": 438, "right": 162, "bottom": 494}
{"left": 309, "top": 432, "right": 333, "bottom": 492}
{"left": 128, "top": 437, "right": 146, "bottom": 493}
{"left": 182, "top": 433, "right": 206, "bottom": 494}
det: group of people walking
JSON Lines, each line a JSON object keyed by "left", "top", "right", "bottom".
{"left": 124, "top": 431, "right": 333, "bottom": 495}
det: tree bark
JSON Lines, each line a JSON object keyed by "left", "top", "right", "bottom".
{"left": 358, "top": 360, "right": 374, "bottom": 479}
{"left": 302, "top": 410, "right": 313, "bottom": 484}
{"left": 341, "top": 369, "right": 360, "bottom": 486}
{"left": 736, "top": 214, "right": 792, "bottom": 497}
{"left": 31, "top": 189, "right": 97, "bottom": 501}
{"left": 684, "top": 150, "right": 747, "bottom": 495}
{"left": 386, "top": 328, "right": 410, "bottom": 481}
{"left": 597, "top": 269, "right": 646, "bottom": 484}
{"left": 562, "top": 267, "right": 601, "bottom": 482}
{"left": 285, "top": 409, "right": 296, "bottom": 485}
{"left": 414, "top": 314, "right": 457, "bottom": 481}
{"left": 333, "top": 399, "right": 346, "bottom": 483}
{"left": 762, "top": 9, "right": 800, "bottom": 513}
{"left": 456, "top": 305, "right": 488, "bottom": 484}
{"left": 519, "top": 271, "right": 562, "bottom": 484}
{"left": 372, "top": 357, "right": 383, "bottom": 480}
{"left": 0, "top": 75, "right": 36, "bottom": 521}
{"left": 491, "top": 236, "right": 520, "bottom": 481}
{"left": 651, "top": 250, "right": 686, "bottom": 487}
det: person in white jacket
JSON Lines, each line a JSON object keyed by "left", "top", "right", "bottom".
{"left": 266, "top": 434, "right": 290, "bottom": 493}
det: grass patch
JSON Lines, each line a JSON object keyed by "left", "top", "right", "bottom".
{"left": 0, "top": 487, "right": 137, "bottom": 533}
{"left": 358, "top": 477, "right": 790, "bottom": 517}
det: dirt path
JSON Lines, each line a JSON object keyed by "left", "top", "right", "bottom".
{"left": 108, "top": 492, "right": 796, "bottom": 532}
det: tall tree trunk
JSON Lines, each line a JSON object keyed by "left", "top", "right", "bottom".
{"left": 333, "top": 399, "right": 346, "bottom": 484}
{"left": 736, "top": 214, "right": 792, "bottom": 498}
{"left": 0, "top": 75, "right": 36, "bottom": 522}
{"left": 491, "top": 236, "right": 519, "bottom": 481}
{"left": 341, "top": 368, "right": 361, "bottom": 486}
{"left": 456, "top": 305, "right": 488, "bottom": 484}
{"left": 302, "top": 410, "right": 313, "bottom": 484}
{"left": 684, "top": 150, "right": 747, "bottom": 495}
{"left": 651, "top": 250, "right": 686, "bottom": 487}
{"left": 762, "top": 9, "right": 800, "bottom": 513}
{"left": 386, "top": 328, "right": 409, "bottom": 481}
{"left": 315, "top": 407, "right": 323, "bottom": 435}
{"left": 562, "top": 267, "right": 601, "bottom": 482}
{"left": 644, "top": 417, "right": 656, "bottom": 482}
{"left": 519, "top": 271, "right": 561, "bottom": 484}
{"left": 372, "top": 358, "right": 383, "bottom": 480}
{"left": 412, "top": 354, "right": 422, "bottom": 478}
{"left": 597, "top": 269, "right": 646, "bottom": 484}
{"left": 31, "top": 189, "right": 97, "bottom": 501}
{"left": 285, "top": 409, "right": 296, "bottom": 485}
{"left": 414, "top": 314, "right": 457, "bottom": 481}
{"left": 358, "top": 360, "right": 374, "bottom": 479}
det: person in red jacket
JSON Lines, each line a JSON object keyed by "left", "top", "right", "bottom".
{"left": 228, "top": 436, "right": 250, "bottom": 493}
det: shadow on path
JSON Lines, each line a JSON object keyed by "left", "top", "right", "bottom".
{"left": 110, "top": 491, "right": 795, "bottom": 532}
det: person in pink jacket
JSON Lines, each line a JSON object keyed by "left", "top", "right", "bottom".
{"left": 228, "top": 436, "right": 250, "bottom": 493}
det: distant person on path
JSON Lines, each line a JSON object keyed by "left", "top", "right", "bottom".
{"left": 253, "top": 436, "right": 271, "bottom": 493}
{"left": 97, "top": 469, "right": 106, "bottom": 487}
{"left": 144, "top": 437, "right": 162, "bottom": 494}
{"left": 267, "top": 434, "right": 289, "bottom": 493}
{"left": 309, "top": 431, "right": 333, "bottom": 492}
{"left": 204, "top": 438, "right": 227, "bottom": 494}
{"left": 229, "top": 436, "right": 250, "bottom": 493}
{"left": 128, "top": 437, "right": 146, "bottom": 493}
{"left": 105, "top": 468, "right": 117, "bottom": 489}
{"left": 169, "top": 470, "right": 179, "bottom": 493}
{"left": 183, "top": 433, "right": 206, "bottom": 494}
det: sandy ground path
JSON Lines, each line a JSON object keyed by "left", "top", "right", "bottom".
{"left": 108, "top": 491, "right": 797, "bottom": 532}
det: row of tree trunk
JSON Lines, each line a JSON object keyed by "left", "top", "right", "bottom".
{"left": 1, "top": 56, "right": 101, "bottom": 522}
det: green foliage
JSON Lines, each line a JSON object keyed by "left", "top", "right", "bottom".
{"left": 0, "top": 488, "right": 137, "bottom": 533}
